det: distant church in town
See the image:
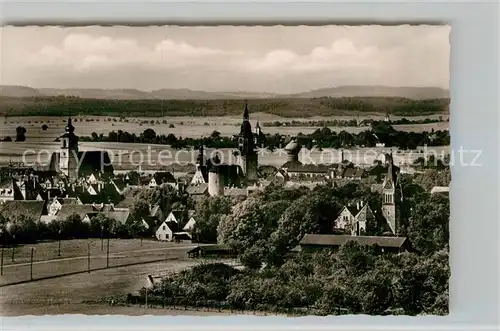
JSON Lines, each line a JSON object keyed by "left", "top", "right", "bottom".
{"left": 238, "top": 101, "right": 259, "bottom": 183}
{"left": 380, "top": 152, "right": 404, "bottom": 235}
{"left": 189, "top": 101, "right": 263, "bottom": 196}
{"left": 48, "top": 118, "right": 114, "bottom": 182}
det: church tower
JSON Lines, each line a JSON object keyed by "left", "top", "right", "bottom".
{"left": 381, "top": 151, "right": 402, "bottom": 234}
{"left": 238, "top": 101, "right": 258, "bottom": 183}
{"left": 59, "top": 117, "right": 79, "bottom": 182}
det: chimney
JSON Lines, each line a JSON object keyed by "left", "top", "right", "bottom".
{"left": 356, "top": 201, "right": 360, "bottom": 210}
{"left": 361, "top": 201, "right": 364, "bottom": 207}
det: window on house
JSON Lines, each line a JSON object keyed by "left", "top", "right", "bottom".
{"left": 162, "top": 225, "right": 166, "bottom": 231}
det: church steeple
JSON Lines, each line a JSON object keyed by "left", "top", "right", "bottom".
{"left": 65, "top": 117, "right": 75, "bottom": 134}
{"left": 59, "top": 116, "right": 79, "bottom": 182}
{"left": 243, "top": 100, "right": 249, "bottom": 121}
{"left": 238, "top": 101, "right": 258, "bottom": 183}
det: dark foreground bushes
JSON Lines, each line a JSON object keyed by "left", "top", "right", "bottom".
{"left": 132, "top": 243, "right": 449, "bottom": 316}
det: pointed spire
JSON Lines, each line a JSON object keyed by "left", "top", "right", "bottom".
{"left": 387, "top": 149, "right": 394, "bottom": 178}
{"left": 65, "top": 117, "right": 75, "bottom": 133}
{"left": 243, "top": 100, "right": 249, "bottom": 120}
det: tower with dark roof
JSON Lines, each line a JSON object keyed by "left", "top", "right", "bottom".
{"left": 238, "top": 101, "right": 258, "bottom": 183}
{"left": 381, "top": 151, "right": 403, "bottom": 234}
{"left": 59, "top": 117, "right": 79, "bottom": 182}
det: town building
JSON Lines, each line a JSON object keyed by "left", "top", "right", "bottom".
{"left": 334, "top": 200, "right": 375, "bottom": 236}
{"left": 48, "top": 117, "right": 114, "bottom": 182}
{"left": 238, "top": 101, "right": 259, "bottom": 183}
{"left": 380, "top": 153, "right": 404, "bottom": 235}
{"left": 297, "top": 234, "right": 411, "bottom": 254}
{"left": 155, "top": 221, "right": 174, "bottom": 241}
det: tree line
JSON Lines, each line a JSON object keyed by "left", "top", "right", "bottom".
{"left": 128, "top": 173, "right": 450, "bottom": 316}
{"left": 121, "top": 162, "right": 450, "bottom": 316}
{"left": 263, "top": 117, "right": 445, "bottom": 128}
{"left": 0, "top": 184, "right": 194, "bottom": 245}
{"left": 1, "top": 95, "right": 449, "bottom": 118}
{"left": 135, "top": 245, "right": 448, "bottom": 316}
{"left": 77, "top": 121, "right": 449, "bottom": 151}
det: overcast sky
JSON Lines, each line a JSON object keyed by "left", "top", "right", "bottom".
{"left": 0, "top": 25, "right": 450, "bottom": 94}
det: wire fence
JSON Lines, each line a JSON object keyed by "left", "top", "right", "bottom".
{"left": 0, "top": 240, "right": 197, "bottom": 287}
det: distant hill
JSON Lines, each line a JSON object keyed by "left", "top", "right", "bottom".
{"left": 0, "top": 86, "right": 42, "bottom": 98}
{"left": 0, "top": 85, "right": 449, "bottom": 100}
{"left": 286, "top": 86, "right": 450, "bottom": 99}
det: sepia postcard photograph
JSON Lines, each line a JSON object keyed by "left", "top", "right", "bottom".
{"left": 0, "top": 24, "right": 451, "bottom": 317}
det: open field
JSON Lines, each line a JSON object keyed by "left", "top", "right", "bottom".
{"left": 0, "top": 239, "right": 198, "bottom": 286}
{"left": 1, "top": 238, "right": 190, "bottom": 266}
{"left": 0, "top": 258, "right": 207, "bottom": 316}
{"left": 1, "top": 114, "right": 449, "bottom": 142}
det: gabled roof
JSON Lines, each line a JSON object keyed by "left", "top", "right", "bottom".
{"left": 57, "top": 204, "right": 95, "bottom": 220}
{"left": 299, "top": 234, "right": 408, "bottom": 249}
{"left": 1, "top": 200, "right": 47, "bottom": 220}
{"left": 354, "top": 204, "right": 375, "bottom": 223}
{"left": 186, "top": 244, "right": 232, "bottom": 254}
{"left": 58, "top": 197, "right": 81, "bottom": 205}
{"left": 156, "top": 221, "right": 174, "bottom": 233}
{"left": 186, "top": 183, "right": 209, "bottom": 195}
{"left": 108, "top": 208, "right": 131, "bottom": 225}
{"left": 224, "top": 187, "right": 248, "bottom": 197}
{"left": 182, "top": 217, "right": 197, "bottom": 231}
{"left": 346, "top": 204, "right": 362, "bottom": 217}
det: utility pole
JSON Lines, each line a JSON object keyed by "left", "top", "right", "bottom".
{"left": 106, "top": 228, "right": 110, "bottom": 268}
{"left": 11, "top": 234, "right": 15, "bottom": 263}
{"left": 30, "top": 247, "right": 34, "bottom": 280}
{"left": 58, "top": 229, "right": 62, "bottom": 257}
{"left": 87, "top": 240, "right": 91, "bottom": 273}
{"left": 100, "top": 225, "right": 104, "bottom": 251}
